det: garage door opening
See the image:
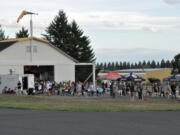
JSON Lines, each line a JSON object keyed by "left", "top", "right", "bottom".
{"left": 24, "top": 65, "right": 54, "bottom": 81}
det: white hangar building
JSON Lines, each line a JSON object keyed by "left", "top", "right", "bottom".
{"left": 0, "top": 37, "right": 78, "bottom": 82}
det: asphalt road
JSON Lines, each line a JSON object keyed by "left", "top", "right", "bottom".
{"left": 0, "top": 109, "right": 180, "bottom": 135}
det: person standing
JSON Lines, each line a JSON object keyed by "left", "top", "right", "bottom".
{"left": 166, "top": 82, "right": 171, "bottom": 99}
{"left": 113, "top": 81, "right": 118, "bottom": 98}
{"left": 17, "top": 81, "right": 22, "bottom": 95}
{"left": 154, "top": 83, "right": 158, "bottom": 96}
{"left": 171, "top": 82, "right": 177, "bottom": 99}
{"left": 122, "top": 82, "right": 126, "bottom": 96}
{"left": 160, "top": 83, "right": 165, "bottom": 97}
{"left": 137, "top": 83, "right": 143, "bottom": 100}
{"left": 118, "top": 82, "right": 123, "bottom": 96}
{"left": 130, "top": 82, "right": 135, "bottom": 101}
{"left": 178, "top": 83, "right": 180, "bottom": 96}
{"left": 89, "top": 82, "right": 94, "bottom": 96}
{"left": 76, "top": 81, "right": 82, "bottom": 96}
{"left": 110, "top": 81, "right": 114, "bottom": 97}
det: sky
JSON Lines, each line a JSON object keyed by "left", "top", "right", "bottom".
{"left": 0, "top": 0, "right": 180, "bottom": 63}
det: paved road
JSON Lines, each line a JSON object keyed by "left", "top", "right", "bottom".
{"left": 0, "top": 109, "right": 180, "bottom": 135}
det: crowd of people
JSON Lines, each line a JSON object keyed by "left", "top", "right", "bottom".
{"left": 2, "top": 79, "right": 180, "bottom": 101}
{"left": 101, "top": 81, "right": 180, "bottom": 101}
{"left": 3, "top": 81, "right": 96, "bottom": 96}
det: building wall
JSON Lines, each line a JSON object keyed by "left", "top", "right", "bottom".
{"left": 55, "top": 64, "right": 75, "bottom": 82}
{"left": 0, "top": 40, "right": 75, "bottom": 65}
{"left": 146, "top": 68, "right": 172, "bottom": 83}
{"left": 0, "top": 65, "right": 24, "bottom": 75}
{"left": 0, "top": 39, "right": 76, "bottom": 82}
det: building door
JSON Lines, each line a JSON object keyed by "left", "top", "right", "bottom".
{"left": 24, "top": 66, "right": 54, "bottom": 81}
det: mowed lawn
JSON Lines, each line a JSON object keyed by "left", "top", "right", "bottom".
{"left": 0, "top": 95, "right": 180, "bottom": 112}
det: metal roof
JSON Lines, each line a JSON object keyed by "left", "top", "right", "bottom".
{"left": 0, "top": 36, "right": 49, "bottom": 43}
{"left": 0, "top": 41, "right": 17, "bottom": 51}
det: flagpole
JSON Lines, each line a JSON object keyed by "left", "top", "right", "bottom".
{"left": 30, "top": 14, "right": 33, "bottom": 37}
{"left": 30, "top": 14, "right": 33, "bottom": 62}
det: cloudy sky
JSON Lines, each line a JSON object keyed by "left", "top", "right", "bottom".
{"left": 0, "top": 0, "right": 180, "bottom": 62}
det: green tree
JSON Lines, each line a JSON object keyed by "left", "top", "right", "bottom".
{"left": 0, "top": 25, "right": 8, "bottom": 40}
{"left": 134, "top": 62, "right": 138, "bottom": 69}
{"left": 151, "top": 60, "right": 156, "bottom": 68}
{"left": 115, "top": 61, "right": 119, "bottom": 70}
{"left": 138, "top": 61, "right": 142, "bottom": 68}
{"left": 119, "top": 62, "right": 123, "bottom": 69}
{"left": 104, "top": 62, "right": 107, "bottom": 70}
{"left": 156, "top": 61, "right": 160, "bottom": 68}
{"left": 142, "top": 60, "right": 147, "bottom": 68}
{"left": 160, "top": 59, "right": 166, "bottom": 68}
{"left": 107, "top": 62, "right": 111, "bottom": 70}
{"left": 43, "top": 10, "right": 95, "bottom": 82}
{"left": 165, "top": 60, "right": 171, "bottom": 68}
{"left": 123, "top": 62, "right": 127, "bottom": 69}
{"left": 15, "top": 27, "right": 29, "bottom": 38}
{"left": 147, "top": 61, "right": 151, "bottom": 68}
{"left": 172, "top": 54, "right": 180, "bottom": 74}
{"left": 43, "top": 10, "right": 71, "bottom": 53}
{"left": 127, "top": 62, "right": 130, "bottom": 69}
{"left": 131, "top": 63, "right": 135, "bottom": 69}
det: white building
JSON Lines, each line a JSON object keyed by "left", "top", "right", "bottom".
{"left": 0, "top": 37, "right": 78, "bottom": 82}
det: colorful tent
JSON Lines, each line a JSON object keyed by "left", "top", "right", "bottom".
{"left": 105, "top": 72, "right": 122, "bottom": 80}
{"left": 121, "top": 73, "right": 145, "bottom": 82}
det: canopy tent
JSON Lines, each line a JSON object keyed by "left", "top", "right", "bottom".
{"left": 121, "top": 73, "right": 145, "bottom": 82}
{"left": 97, "top": 72, "right": 122, "bottom": 80}
{"left": 106, "top": 72, "right": 122, "bottom": 80}
{"left": 163, "top": 74, "right": 180, "bottom": 82}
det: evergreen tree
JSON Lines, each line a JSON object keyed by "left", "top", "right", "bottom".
{"left": 134, "top": 62, "right": 138, "bottom": 69}
{"left": 156, "top": 61, "right": 160, "bottom": 68}
{"left": 151, "top": 60, "right": 156, "bottom": 68}
{"left": 122, "top": 62, "right": 127, "bottom": 69}
{"left": 119, "top": 62, "right": 123, "bottom": 69}
{"left": 107, "top": 62, "right": 111, "bottom": 70}
{"left": 138, "top": 61, "right": 142, "bottom": 68}
{"left": 160, "top": 59, "right": 166, "bottom": 68}
{"left": 115, "top": 61, "right": 119, "bottom": 70}
{"left": 43, "top": 10, "right": 95, "bottom": 82}
{"left": 104, "top": 62, "right": 107, "bottom": 70}
{"left": 111, "top": 62, "right": 115, "bottom": 70}
{"left": 165, "top": 60, "right": 171, "bottom": 68}
{"left": 15, "top": 27, "right": 29, "bottom": 38}
{"left": 96, "top": 63, "right": 100, "bottom": 69}
{"left": 131, "top": 63, "right": 135, "bottom": 69}
{"left": 142, "top": 60, "right": 146, "bottom": 68}
{"left": 170, "top": 60, "right": 174, "bottom": 68}
{"left": 172, "top": 54, "right": 180, "bottom": 74}
{"left": 43, "top": 10, "right": 71, "bottom": 53}
{"left": 99, "top": 62, "right": 103, "bottom": 69}
{"left": 127, "top": 62, "right": 130, "bottom": 69}
{"left": 0, "top": 25, "right": 8, "bottom": 40}
{"left": 147, "top": 61, "right": 151, "bottom": 68}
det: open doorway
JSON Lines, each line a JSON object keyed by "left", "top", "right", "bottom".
{"left": 24, "top": 65, "right": 54, "bottom": 81}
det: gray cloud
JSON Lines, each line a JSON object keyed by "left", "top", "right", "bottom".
{"left": 1, "top": 10, "right": 180, "bottom": 33}
{"left": 164, "top": 0, "right": 180, "bottom": 4}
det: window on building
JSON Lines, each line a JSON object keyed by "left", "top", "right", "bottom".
{"left": 26, "top": 46, "right": 31, "bottom": 53}
{"left": 33, "top": 46, "right": 37, "bottom": 53}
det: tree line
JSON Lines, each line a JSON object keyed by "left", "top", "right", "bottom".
{"left": 96, "top": 59, "right": 173, "bottom": 71}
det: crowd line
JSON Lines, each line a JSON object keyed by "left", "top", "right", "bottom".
{"left": 2, "top": 80, "right": 180, "bottom": 100}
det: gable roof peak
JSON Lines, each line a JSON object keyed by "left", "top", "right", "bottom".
{"left": 0, "top": 36, "right": 49, "bottom": 43}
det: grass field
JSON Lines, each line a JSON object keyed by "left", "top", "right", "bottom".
{"left": 0, "top": 95, "right": 180, "bottom": 112}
